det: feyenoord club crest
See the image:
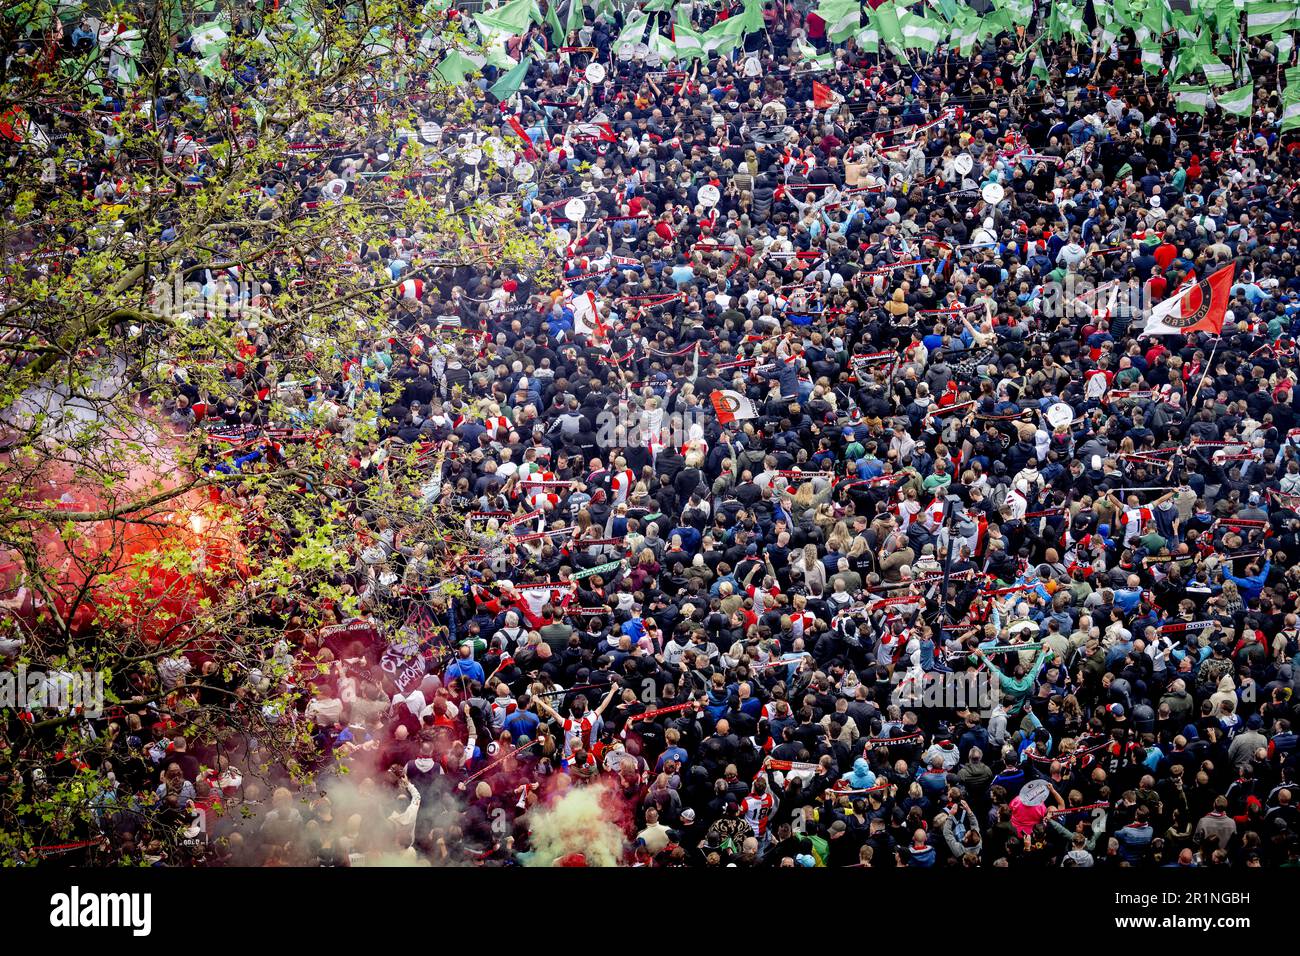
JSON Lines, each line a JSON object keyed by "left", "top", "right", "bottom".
{"left": 710, "top": 389, "right": 757, "bottom": 424}
{"left": 1142, "top": 262, "right": 1234, "bottom": 337}
{"left": 1161, "top": 274, "right": 1215, "bottom": 328}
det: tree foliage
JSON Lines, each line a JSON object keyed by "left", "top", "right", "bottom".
{"left": 0, "top": 0, "right": 541, "bottom": 863}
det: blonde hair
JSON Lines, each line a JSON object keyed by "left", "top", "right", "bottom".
{"left": 793, "top": 482, "right": 816, "bottom": 510}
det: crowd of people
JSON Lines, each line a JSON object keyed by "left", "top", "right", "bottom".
{"left": 10, "top": 0, "right": 1300, "bottom": 868}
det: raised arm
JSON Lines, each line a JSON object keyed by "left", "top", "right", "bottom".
{"left": 592, "top": 682, "right": 620, "bottom": 718}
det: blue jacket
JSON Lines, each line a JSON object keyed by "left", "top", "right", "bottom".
{"left": 1115, "top": 823, "right": 1153, "bottom": 863}
{"left": 669, "top": 526, "right": 702, "bottom": 553}
{"left": 856, "top": 456, "right": 884, "bottom": 480}
{"left": 992, "top": 767, "right": 1026, "bottom": 798}
{"left": 919, "top": 637, "right": 949, "bottom": 673}
{"left": 906, "top": 842, "right": 937, "bottom": 867}
{"left": 444, "top": 658, "right": 485, "bottom": 685}
{"left": 1224, "top": 561, "right": 1270, "bottom": 602}
{"left": 502, "top": 710, "right": 540, "bottom": 743}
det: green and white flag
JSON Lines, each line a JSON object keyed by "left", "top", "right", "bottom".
{"left": 565, "top": 0, "right": 585, "bottom": 38}
{"left": 1215, "top": 82, "right": 1253, "bottom": 116}
{"left": 1283, "top": 84, "right": 1300, "bottom": 132}
{"left": 736, "top": 0, "right": 766, "bottom": 33}
{"left": 616, "top": 12, "right": 650, "bottom": 51}
{"left": 196, "top": 53, "right": 227, "bottom": 79}
{"left": 107, "top": 30, "right": 143, "bottom": 84}
{"left": 190, "top": 23, "right": 229, "bottom": 56}
{"left": 869, "top": 0, "right": 905, "bottom": 54}
{"left": 1062, "top": 2, "right": 1089, "bottom": 42}
{"left": 473, "top": 16, "right": 516, "bottom": 49}
{"left": 950, "top": 10, "right": 981, "bottom": 55}
{"left": 1176, "top": 35, "right": 1232, "bottom": 85}
{"left": 673, "top": 22, "right": 706, "bottom": 60}
{"left": 1245, "top": 1, "right": 1297, "bottom": 37}
{"left": 489, "top": 56, "right": 531, "bottom": 100}
{"left": 702, "top": 13, "right": 746, "bottom": 53}
{"left": 649, "top": 29, "right": 676, "bottom": 61}
{"left": 1013, "top": 33, "right": 1045, "bottom": 74}
{"left": 1098, "top": 0, "right": 1132, "bottom": 43}
{"left": 435, "top": 50, "right": 480, "bottom": 84}
{"left": 1029, "top": 50, "right": 1049, "bottom": 81}
{"left": 816, "top": 0, "right": 861, "bottom": 43}
{"left": 484, "top": 45, "right": 519, "bottom": 71}
{"left": 929, "top": 0, "right": 960, "bottom": 22}
{"left": 1199, "top": 57, "right": 1233, "bottom": 86}
{"left": 899, "top": 10, "right": 942, "bottom": 52}
{"left": 1140, "top": 0, "right": 1165, "bottom": 36}
{"left": 1047, "top": 2, "right": 1065, "bottom": 40}
{"left": 1170, "top": 10, "right": 1199, "bottom": 42}
{"left": 979, "top": 9, "right": 1013, "bottom": 38}
{"left": 481, "top": 0, "right": 541, "bottom": 34}
{"left": 856, "top": 23, "right": 880, "bottom": 52}
{"left": 1208, "top": 0, "right": 1239, "bottom": 35}
{"left": 1140, "top": 38, "right": 1164, "bottom": 75}
{"left": 796, "top": 38, "right": 834, "bottom": 71}
{"left": 1171, "top": 83, "right": 1212, "bottom": 113}
{"left": 1108, "top": 0, "right": 1140, "bottom": 32}
{"left": 545, "top": 2, "right": 565, "bottom": 44}
{"left": 992, "top": 0, "right": 1032, "bottom": 26}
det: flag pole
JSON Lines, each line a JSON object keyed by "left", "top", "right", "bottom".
{"left": 1191, "top": 335, "right": 1220, "bottom": 406}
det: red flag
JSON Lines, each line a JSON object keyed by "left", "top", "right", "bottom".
{"left": 1141, "top": 263, "right": 1234, "bottom": 337}
{"left": 710, "top": 389, "right": 757, "bottom": 424}
{"left": 506, "top": 115, "right": 537, "bottom": 161}
{"left": 0, "top": 107, "right": 27, "bottom": 143}
{"left": 570, "top": 122, "right": 616, "bottom": 142}
{"left": 572, "top": 290, "right": 606, "bottom": 337}
{"left": 812, "top": 82, "right": 841, "bottom": 110}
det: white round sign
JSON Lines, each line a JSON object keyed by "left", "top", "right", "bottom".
{"left": 420, "top": 121, "right": 441, "bottom": 144}
{"left": 324, "top": 178, "right": 348, "bottom": 201}
{"left": 461, "top": 147, "right": 483, "bottom": 167}
{"left": 1046, "top": 402, "right": 1074, "bottom": 429}
{"left": 585, "top": 62, "right": 607, "bottom": 84}
{"left": 698, "top": 184, "right": 721, "bottom": 208}
{"left": 549, "top": 228, "right": 571, "bottom": 251}
{"left": 981, "top": 181, "right": 1005, "bottom": 205}
{"left": 564, "top": 197, "right": 587, "bottom": 222}
{"left": 513, "top": 161, "right": 535, "bottom": 182}
{"left": 1019, "top": 780, "right": 1051, "bottom": 807}
{"left": 954, "top": 153, "right": 974, "bottom": 176}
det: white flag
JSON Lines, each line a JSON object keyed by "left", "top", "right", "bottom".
{"left": 572, "top": 290, "right": 602, "bottom": 335}
{"left": 711, "top": 389, "right": 758, "bottom": 424}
